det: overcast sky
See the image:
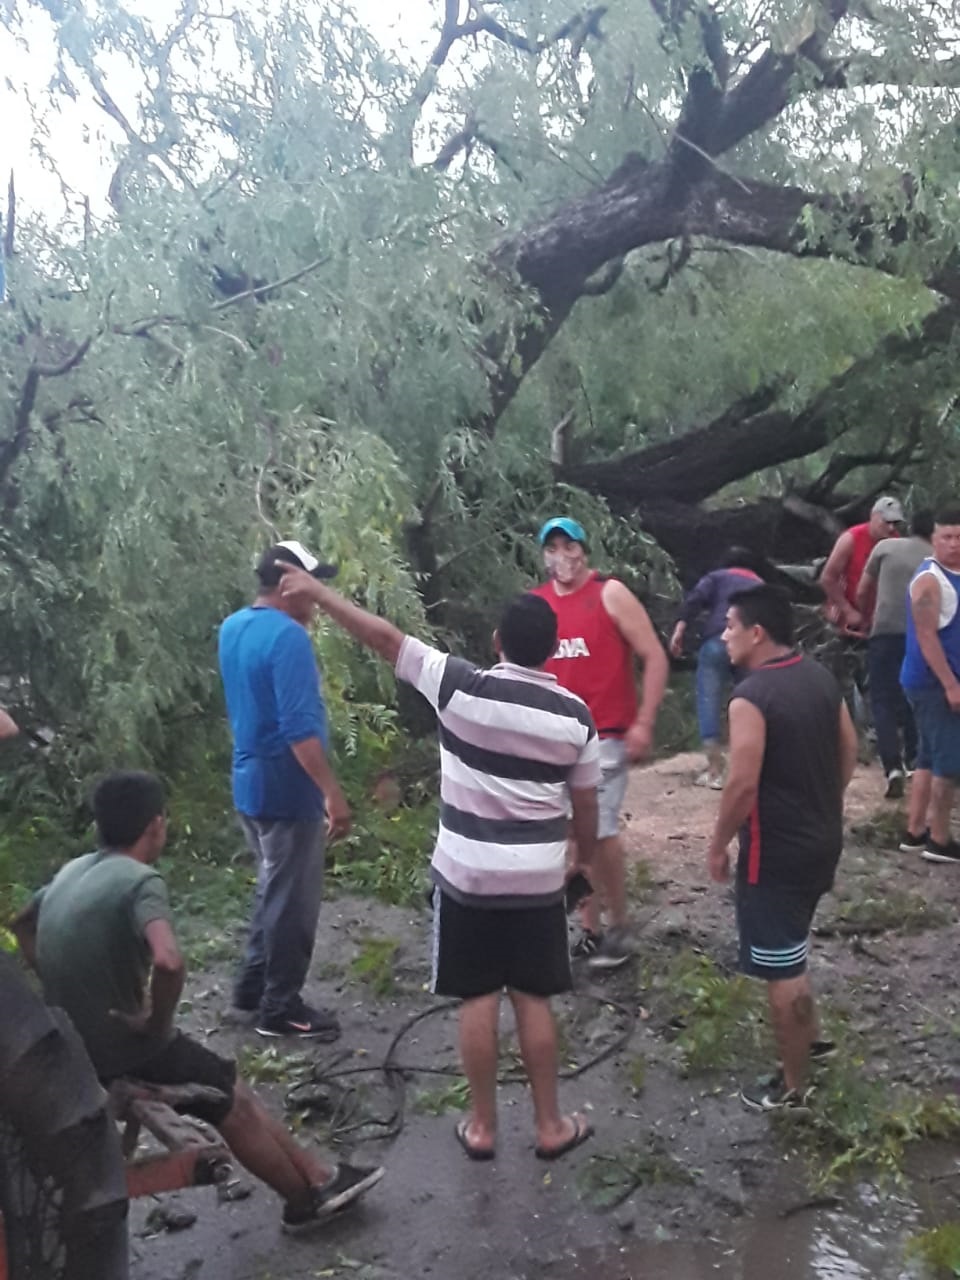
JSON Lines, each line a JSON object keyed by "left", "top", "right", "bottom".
{"left": 0, "top": 0, "right": 441, "bottom": 221}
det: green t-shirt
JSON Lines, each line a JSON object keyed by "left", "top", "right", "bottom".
{"left": 35, "top": 851, "right": 174, "bottom": 1078}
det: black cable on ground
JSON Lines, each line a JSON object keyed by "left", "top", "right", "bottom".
{"left": 284, "top": 991, "right": 639, "bottom": 1144}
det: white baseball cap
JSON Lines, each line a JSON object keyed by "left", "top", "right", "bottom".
{"left": 872, "top": 495, "right": 904, "bottom": 524}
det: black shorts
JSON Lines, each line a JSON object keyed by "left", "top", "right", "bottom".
{"left": 107, "top": 1032, "right": 237, "bottom": 1126}
{"left": 736, "top": 880, "right": 825, "bottom": 981}
{"left": 431, "top": 890, "right": 572, "bottom": 999}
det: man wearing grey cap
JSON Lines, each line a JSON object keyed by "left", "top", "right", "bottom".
{"left": 218, "top": 541, "right": 350, "bottom": 1039}
{"left": 820, "top": 496, "right": 905, "bottom": 637}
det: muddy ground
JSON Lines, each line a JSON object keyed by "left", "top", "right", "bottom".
{"left": 131, "top": 756, "right": 960, "bottom": 1280}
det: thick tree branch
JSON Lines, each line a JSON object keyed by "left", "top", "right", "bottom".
{"left": 560, "top": 301, "right": 960, "bottom": 505}
{"left": 709, "top": 0, "right": 850, "bottom": 156}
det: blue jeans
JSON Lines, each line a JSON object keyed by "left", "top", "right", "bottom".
{"left": 696, "top": 636, "right": 734, "bottom": 744}
{"left": 868, "top": 634, "right": 917, "bottom": 774}
{"left": 233, "top": 816, "right": 326, "bottom": 1019}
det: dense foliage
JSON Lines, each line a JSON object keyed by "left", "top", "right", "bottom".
{"left": 3, "top": 0, "right": 960, "bottom": 814}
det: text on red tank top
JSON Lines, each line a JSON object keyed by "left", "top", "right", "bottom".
{"left": 531, "top": 573, "right": 638, "bottom": 737}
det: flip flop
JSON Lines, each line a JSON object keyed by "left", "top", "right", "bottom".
{"left": 535, "top": 1114, "right": 594, "bottom": 1162}
{"left": 455, "top": 1118, "right": 495, "bottom": 1161}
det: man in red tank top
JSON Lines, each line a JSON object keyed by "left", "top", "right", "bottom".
{"left": 820, "top": 495, "right": 903, "bottom": 635}
{"left": 532, "top": 517, "right": 669, "bottom": 969}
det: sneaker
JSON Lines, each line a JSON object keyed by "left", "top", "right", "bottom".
{"left": 695, "top": 771, "right": 724, "bottom": 790}
{"left": 257, "top": 1003, "right": 341, "bottom": 1041}
{"left": 739, "top": 1079, "right": 813, "bottom": 1114}
{"left": 586, "top": 926, "right": 634, "bottom": 971}
{"left": 899, "top": 828, "right": 929, "bottom": 852}
{"left": 922, "top": 837, "right": 960, "bottom": 865}
{"left": 571, "top": 929, "right": 603, "bottom": 960}
{"left": 282, "top": 1162, "right": 385, "bottom": 1234}
{"left": 884, "top": 769, "right": 905, "bottom": 800}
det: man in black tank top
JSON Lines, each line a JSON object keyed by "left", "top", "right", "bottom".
{"left": 707, "top": 586, "right": 858, "bottom": 1113}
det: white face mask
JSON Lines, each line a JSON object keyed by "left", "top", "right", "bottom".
{"left": 544, "top": 549, "right": 582, "bottom": 585}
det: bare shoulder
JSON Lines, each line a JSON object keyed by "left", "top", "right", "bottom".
{"left": 911, "top": 567, "right": 941, "bottom": 599}
{"left": 600, "top": 576, "right": 645, "bottom": 616}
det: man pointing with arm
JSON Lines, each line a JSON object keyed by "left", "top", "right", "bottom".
{"left": 278, "top": 566, "right": 601, "bottom": 1163}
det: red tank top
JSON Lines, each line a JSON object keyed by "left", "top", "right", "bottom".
{"left": 531, "top": 572, "right": 637, "bottom": 738}
{"left": 844, "top": 523, "right": 876, "bottom": 608}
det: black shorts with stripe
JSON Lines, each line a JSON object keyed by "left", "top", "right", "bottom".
{"left": 431, "top": 889, "right": 572, "bottom": 999}
{"left": 736, "top": 880, "right": 826, "bottom": 981}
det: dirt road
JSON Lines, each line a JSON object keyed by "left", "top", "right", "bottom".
{"left": 131, "top": 757, "right": 960, "bottom": 1280}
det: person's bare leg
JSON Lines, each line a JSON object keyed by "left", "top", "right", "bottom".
{"left": 458, "top": 993, "right": 500, "bottom": 1152}
{"left": 509, "top": 989, "right": 589, "bottom": 1152}
{"left": 235, "top": 1080, "right": 332, "bottom": 1185}
{"left": 767, "top": 975, "right": 816, "bottom": 1093}
{"left": 580, "top": 835, "right": 627, "bottom": 933}
{"left": 218, "top": 1081, "right": 324, "bottom": 1207}
{"left": 929, "top": 775, "right": 954, "bottom": 845}
{"left": 907, "top": 768, "right": 933, "bottom": 839}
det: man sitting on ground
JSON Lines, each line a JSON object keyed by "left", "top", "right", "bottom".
{"left": 707, "top": 586, "right": 858, "bottom": 1112}
{"left": 12, "top": 770, "right": 383, "bottom": 1232}
{"left": 276, "top": 569, "right": 601, "bottom": 1163}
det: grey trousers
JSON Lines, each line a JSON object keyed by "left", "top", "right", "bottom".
{"left": 233, "top": 815, "right": 326, "bottom": 1020}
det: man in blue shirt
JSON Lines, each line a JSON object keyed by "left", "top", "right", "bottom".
{"left": 219, "top": 541, "right": 350, "bottom": 1038}
{"left": 901, "top": 510, "right": 960, "bottom": 864}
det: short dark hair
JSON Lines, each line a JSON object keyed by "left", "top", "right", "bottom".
{"left": 912, "top": 509, "right": 934, "bottom": 539}
{"left": 501, "top": 595, "right": 558, "bottom": 668}
{"left": 728, "top": 584, "right": 794, "bottom": 646}
{"left": 935, "top": 508, "right": 960, "bottom": 529}
{"left": 719, "top": 545, "right": 757, "bottom": 571}
{"left": 93, "top": 771, "right": 166, "bottom": 849}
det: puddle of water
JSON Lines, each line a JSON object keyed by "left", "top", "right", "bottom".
{"left": 533, "top": 1163, "right": 949, "bottom": 1280}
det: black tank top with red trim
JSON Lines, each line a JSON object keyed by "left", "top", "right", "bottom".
{"left": 734, "top": 652, "right": 843, "bottom": 889}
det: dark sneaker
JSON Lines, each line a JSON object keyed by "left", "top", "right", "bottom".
{"left": 810, "top": 1039, "right": 837, "bottom": 1063}
{"left": 257, "top": 1004, "right": 341, "bottom": 1041}
{"left": 571, "top": 929, "right": 603, "bottom": 960}
{"left": 899, "top": 829, "right": 929, "bottom": 852}
{"left": 282, "top": 1163, "right": 384, "bottom": 1234}
{"left": 884, "top": 769, "right": 905, "bottom": 800}
{"left": 739, "top": 1079, "right": 813, "bottom": 1114}
{"left": 587, "top": 926, "right": 634, "bottom": 971}
{"left": 922, "top": 837, "right": 960, "bottom": 865}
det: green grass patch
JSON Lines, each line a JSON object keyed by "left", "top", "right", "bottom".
{"left": 820, "top": 886, "right": 952, "bottom": 937}
{"left": 662, "top": 951, "right": 771, "bottom": 1072}
{"left": 906, "top": 1223, "right": 960, "bottom": 1277}
{"left": 789, "top": 1058, "right": 960, "bottom": 1189}
{"left": 625, "top": 1053, "right": 647, "bottom": 1095}
{"left": 236, "top": 1044, "right": 313, "bottom": 1086}
{"left": 349, "top": 936, "right": 400, "bottom": 997}
{"left": 412, "top": 1077, "right": 470, "bottom": 1115}
{"left": 331, "top": 801, "right": 436, "bottom": 907}
{"left": 626, "top": 859, "right": 656, "bottom": 904}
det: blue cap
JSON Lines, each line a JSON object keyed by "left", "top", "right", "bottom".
{"left": 538, "top": 516, "right": 587, "bottom": 546}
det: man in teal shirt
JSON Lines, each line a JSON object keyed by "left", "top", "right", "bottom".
{"left": 13, "top": 771, "right": 383, "bottom": 1232}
